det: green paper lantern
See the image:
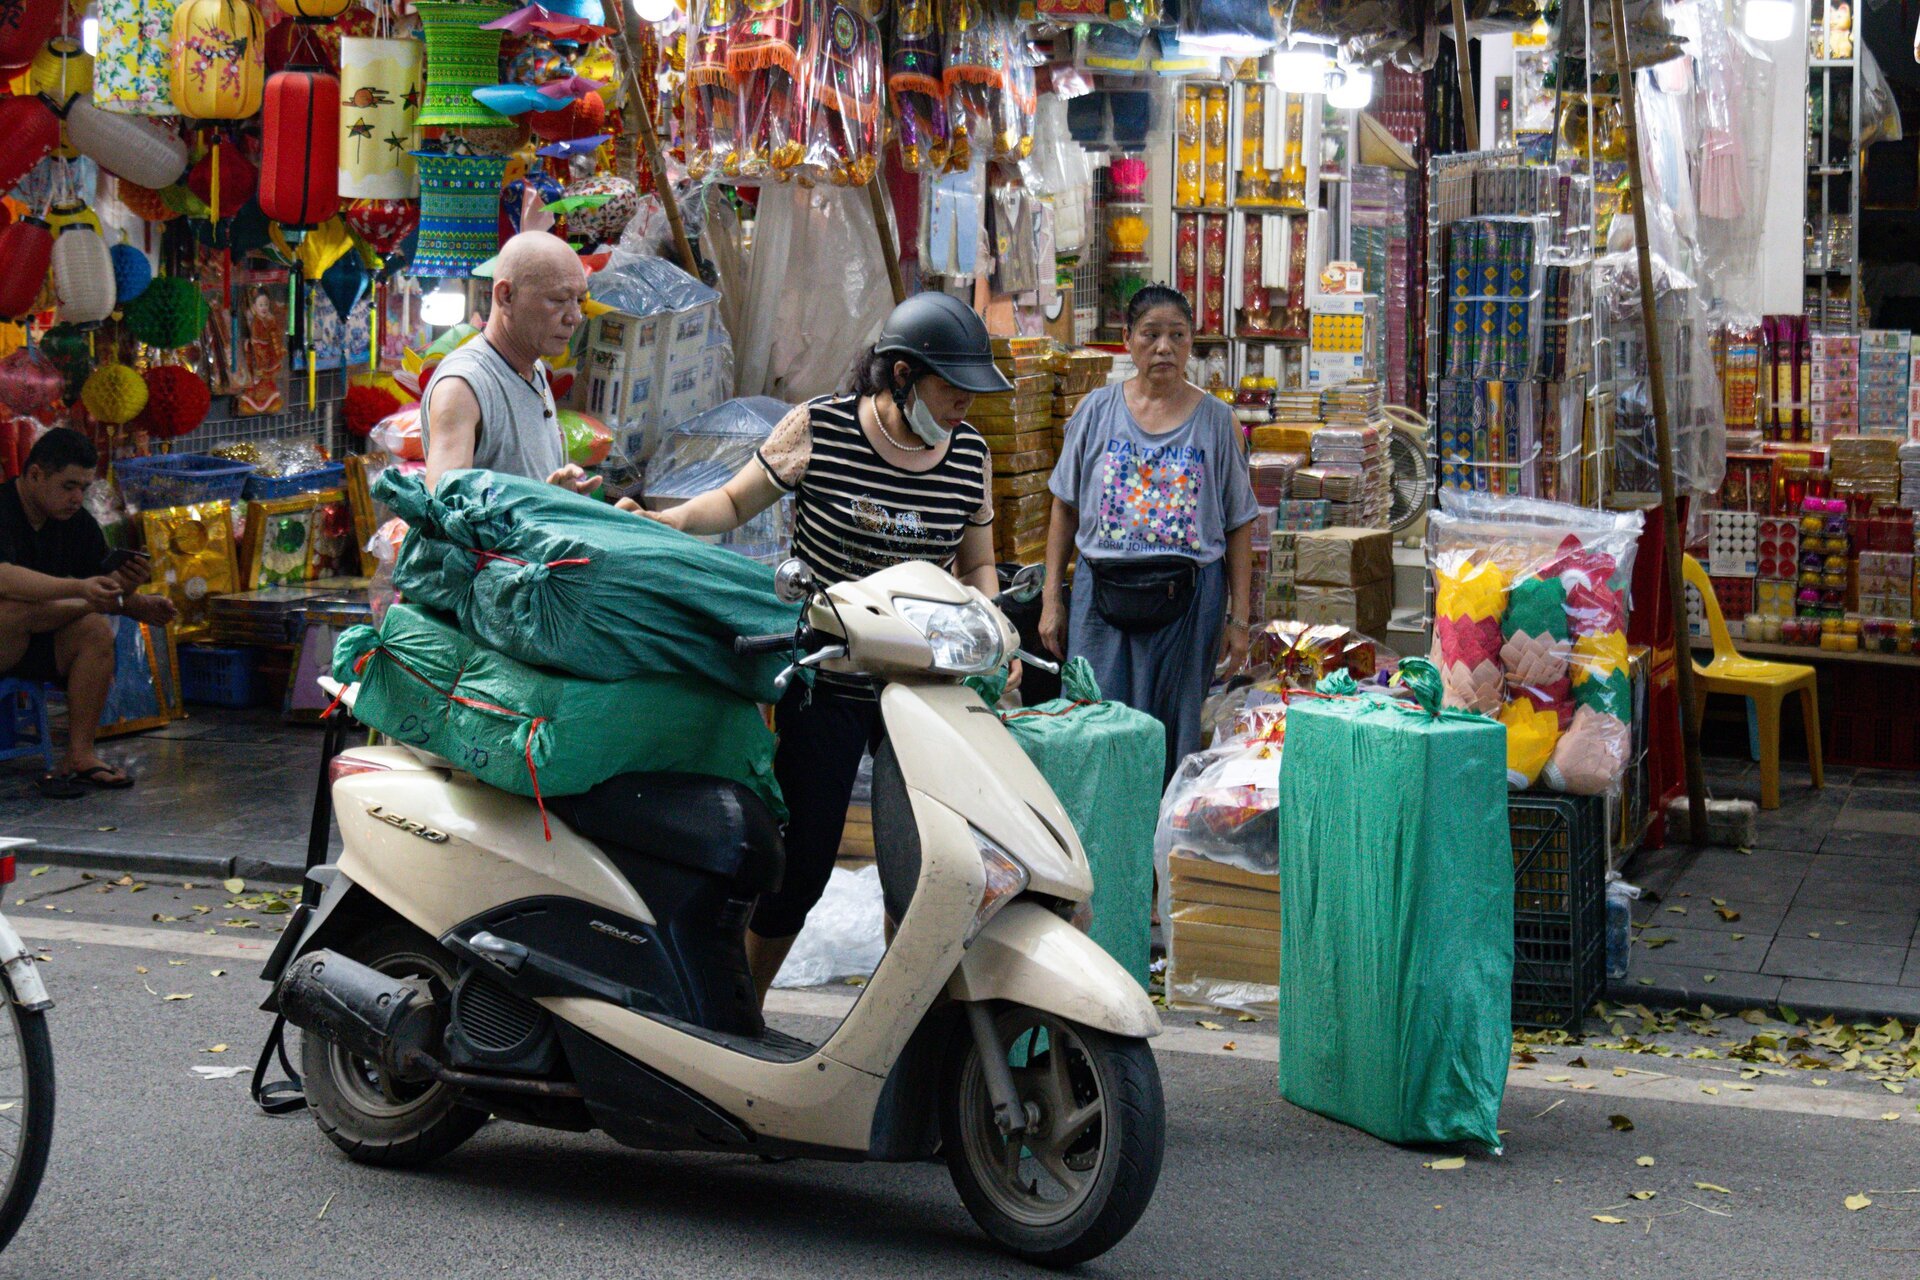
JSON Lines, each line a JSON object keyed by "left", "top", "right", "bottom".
{"left": 41, "top": 324, "right": 92, "bottom": 402}
{"left": 1503, "top": 575, "right": 1569, "bottom": 642}
{"left": 124, "top": 277, "right": 211, "bottom": 350}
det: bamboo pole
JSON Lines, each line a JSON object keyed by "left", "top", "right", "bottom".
{"left": 867, "top": 175, "right": 907, "bottom": 305}
{"left": 1450, "top": 0, "right": 1480, "bottom": 150}
{"left": 608, "top": 3, "right": 700, "bottom": 277}
{"left": 1609, "top": 0, "right": 1708, "bottom": 847}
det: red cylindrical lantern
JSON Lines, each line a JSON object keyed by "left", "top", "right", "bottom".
{"left": 0, "top": 216, "right": 49, "bottom": 320}
{"left": 0, "top": 95, "right": 59, "bottom": 195}
{"left": 0, "top": 0, "right": 61, "bottom": 72}
{"left": 259, "top": 69, "right": 341, "bottom": 229}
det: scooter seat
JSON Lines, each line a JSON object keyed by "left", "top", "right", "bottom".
{"left": 548, "top": 773, "right": 784, "bottom": 895}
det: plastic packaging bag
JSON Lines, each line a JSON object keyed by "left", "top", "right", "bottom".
{"left": 942, "top": 0, "right": 1033, "bottom": 169}
{"left": 685, "top": 0, "right": 743, "bottom": 180}
{"left": 800, "top": 0, "right": 884, "bottom": 186}
{"left": 1426, "top": 491, "right": 1644, "bottom": 794}
{"left": 888, "top": 0, "right": 950, "bottom": 173}
{"left": 648, "top": 396, "right": 797, "bottom": 564}
{"left": 729, "top": 0, "right": 809, "bottom": 179}
{"left": 772, "top": 865, "right": 887, "bottom": 988}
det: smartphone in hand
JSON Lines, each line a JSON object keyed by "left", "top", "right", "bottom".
{"left": 101, "top": 548, "right": 150, "bottom": 576}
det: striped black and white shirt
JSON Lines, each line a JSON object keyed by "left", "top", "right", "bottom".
{"left": 756, "top": 394, "right": 994, "bottom": 589}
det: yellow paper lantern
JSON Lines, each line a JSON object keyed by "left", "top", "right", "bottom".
{"left": 170, "top": 0, "right": 266, "bottom": 122}
{"left": 31, "top": 37, "right": 93, "bottom": 108}
{"left": 274, "top": 0, "right": 351, "bottom": 18}
{"left": 81, "top": 363, "right": 149, "bottom": 425}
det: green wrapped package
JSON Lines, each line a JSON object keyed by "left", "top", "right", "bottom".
{"left": 994, "top": 659, "right": 1164, "bottom": 987}
{"left": 1275, "top": 668, "right": 1510, "bottom": 1149}
{"left": 335, "top": 603, "right": 783, "bottom": 818}
{"left": 374, "top": 468, "right": 802, "bottom": 703}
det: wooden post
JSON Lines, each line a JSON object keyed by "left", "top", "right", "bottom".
{"left": 867, "top": 175, "right": 907, "bottom": 305}
{"left": 608, "top": 4, "right": 701, "bottom": 278}
{"left": 1609, "top": 0, "right": 1709, "bottom": 847}
{"left": 1450, "top": 0, "right": 1479, "bottom": 150}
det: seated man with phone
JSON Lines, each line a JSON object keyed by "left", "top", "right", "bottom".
{"left": 0, "top": 429, "right": 177, "bottom": 797}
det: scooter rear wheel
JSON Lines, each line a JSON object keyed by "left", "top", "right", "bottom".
{"left": 942, "top": 1006, "right": 1165, "bottom": 1267}
{"left": 302, "top": 921, "right": 487, "bottom": 1168}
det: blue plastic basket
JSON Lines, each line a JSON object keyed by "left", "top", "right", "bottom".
{"left": 115, "top": 454, "right": 255, "bottom": 511}
{"left": 178, "top": 646, "right": 257, "bottom": 708}
{"left": 243, "top": 462, "right": 347, "bottom": 502}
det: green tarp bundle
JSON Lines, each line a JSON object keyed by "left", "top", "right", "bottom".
{"left": 335, "top": 603, "right": 783, "bottom": 818}
{"left": 988, "top": 659, "right": 1164, "bottom": 987}
{"left": 373, "top": 468, "right": 802, "bottom": 703}
{"left": 1275, "top": 679, "right": 1510, "bottom": 1149}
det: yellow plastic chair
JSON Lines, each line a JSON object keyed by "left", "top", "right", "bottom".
{"left": 1682, "top": 554, "right": 1823, "bottom": 809}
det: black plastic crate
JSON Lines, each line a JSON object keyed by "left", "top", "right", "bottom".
{"left": 1509, "top": 793, "right": 1607, "bottom": 1032}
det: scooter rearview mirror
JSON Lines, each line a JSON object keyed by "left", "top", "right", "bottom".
{"left": 774, "top": 558, "right": 816, "bottom": 605}
{"left": 1001, "top": 563, "right": 1045, "bottom": 605}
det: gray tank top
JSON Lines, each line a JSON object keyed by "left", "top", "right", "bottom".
{"left": 421, "top": 338, "right": 567, "bottom": 482}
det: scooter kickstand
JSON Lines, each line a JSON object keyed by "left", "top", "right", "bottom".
{"left": 965, "top": 1002, "right": 1037, "bottom": 1136}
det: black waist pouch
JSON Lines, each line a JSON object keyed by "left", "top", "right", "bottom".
{"left": 1087, "top": 556, "right": 1198, "bottom": 633}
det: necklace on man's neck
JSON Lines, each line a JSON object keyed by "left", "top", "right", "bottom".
{"left": 868, "top": 396, "right": 931, "bottom": 452}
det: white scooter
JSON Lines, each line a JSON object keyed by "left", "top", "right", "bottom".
{"left": 262, "top": 559, "right": 1165, "bottom": 1266}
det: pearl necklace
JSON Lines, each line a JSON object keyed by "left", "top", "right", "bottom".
{"left": 866, "top": 397, "right": 932, "bottom": 452}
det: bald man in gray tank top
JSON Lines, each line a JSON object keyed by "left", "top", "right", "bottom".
{"left": 422, "top": 230, "right": 603, "bottom": 496}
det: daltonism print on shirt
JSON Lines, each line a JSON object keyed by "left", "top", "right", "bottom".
{"left": 1095, "top": 436, "right": 1209, "bottom": 556}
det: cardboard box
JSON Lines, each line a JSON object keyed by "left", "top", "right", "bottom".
{"left": 1294, "top": 579, "right": 1392, "bottom": 633}
{"left": 1295, "top": 527, "right": 1393, "bottom": 586}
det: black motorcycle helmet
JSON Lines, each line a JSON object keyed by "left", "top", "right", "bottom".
{"left": 871, "top": 292, "right": 1013, "bottom": 395}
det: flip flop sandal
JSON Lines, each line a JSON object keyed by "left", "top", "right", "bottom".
{"left": 36, "top": 774, "right": 86, "bottom": 800}
{"left": 66, "top": 765, "right": 134, "bottom": 791}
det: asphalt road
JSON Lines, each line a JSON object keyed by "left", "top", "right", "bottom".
{"left": 0, "top": 868, "right": 1916, "bottom": 1280}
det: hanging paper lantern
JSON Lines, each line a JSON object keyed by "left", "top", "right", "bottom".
{"left": 40, "top": 326, "right": 90, "bottom": 403}
{"left": 338, "top": 35, "right": 423, "bottom": 199}
{"left": 320, "top": 251, "right": 367, "bottom": 320}
{"left": 539, "top": 0, "right": 604, "bottom": 22}
{"left": 64, "top": 97, "right": 192, "bottom": 189}
{"left": 117, "top": 179, "right": 184, "bottom": 222}
{"left": 528, "top": 89, "right": 605, "bottom": 142}
{"left": 0, "top": 95, "right": 60, "bottom": 195}
{"left": 259, "top": 69, "right": 340, "bottom": 229}
{"left": 124, "top": 276, "right": 210, "bottom": 349}
{"left": 264, "top": 18, "right": 339, "bottom": 75}
{"left": 274, "top": 0, "right": 350, "bottom": 20}
{"left": 44, "top": 199, "right": 103, "bottom": 238}
{"left": 559, "top": 172, "right": 637, "bottom": 247}
{"left": 414, "top": 1, "right": 511, "bottom": 128}
{"left": 95, "top": 0, "right": 183, "bottom": 115}
{"left": 0, "top": 346, "right": 64, "bottom": 418}
{"left": 50, "top": 223, "right": 114, "bottom": 329}
{"left": 134, "top": 365, "right": 212, "bottom": 438}
{"left": 30, "top": 38, "right": 94, "bottom": 108}
{"left": 0, "top": 216, "right": 51, "bottom": 320}
{"left": 0, "top": 0, "right": 61, "bottom": 73}
{"left": 343, "top": 195, "right": 418, "bottom": 256}
{"left": 81, "top": 364, "right": 148, "bottom": 426}
{"left": 170, "top": 0, "right": 267, "bottom": 122}
{"left": 110, "top": 241, "right": 152, "bottom": 304}
{"left": 411, "top": 150, "right": 506, "bottom": 277}
{"left": 186, "top": 139, "right": 255, "bottom": 218}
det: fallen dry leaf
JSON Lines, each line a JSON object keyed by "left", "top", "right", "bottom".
{"left": 210, "top": 969, "right": 225, "bottom": 977}
{"left": 1544, "top": 1075, "right": 1572, "bottom": 1083}
{"left": 1197, "top": 1020, "right": 1224, "bottom": 1031}
{"left": 27, "top": 867, "right": 47, "bottom": 878}
{"left": 1592, "top": 1215, "right": 1628, "bottom": 1225}
{"left": 1609, "top": 1114, "right": 1635, "bottom": 1132}
{"left": 1222, "top": 1041, "right": 1237, "bottom": 1052}
{"left": 1701, "top": 1086, "right": 1720, "bottom": 1095}
{"left": 1572, "top": 1083, "right": 1597, "bottom": 1091}
{"left": 1613, "top": 1068, "right": 1630, "bottom": 1078}
{"left": 134, "top": 966, "right": 148, "bottom": 975}
{"left": 1807, "top": 932, "right": 1821, "bottom": 939}
{"left": 1884, "top": 1082, "right": 1906, "bottom": 1094}
{"left": 163, "top": 993, "right": 192, "bottom": 1002}
{"left": 1695, "top": 1182, "right": 1732, "bottom": 1195}
{"left": 1629, "top": 1190, "right": 1655, "bottom": 1201}
{"left": 1236, "top": 1014, "right": 1259, "bottom": 1022}
{"left": 1882, "top": 1112, "right": 1901, "bottom": 1122}
{"left": 1730, "top": 932, "right": 1746, "bottom": 940}
{"left": 223, "top": 878, "right": 246, "bottom": 894}
{"left": 1845, "top": 1193, "right": 1873, "bottom": 1212}
{"left": 205, "top": 1044, "right": 228, "bottom": 1054}
{"left": 1424, "top": 1156, "right": 1466, "bottom": 1171}
{"left": 1636, "top": 1156, "right": 1656, "bottom": 1167}
{"left": 1716, "top": 907, "right": 1740, "bottom": 922}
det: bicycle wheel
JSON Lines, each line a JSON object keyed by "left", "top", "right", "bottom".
{"left": 0, "top": 974, "right": 54, "bottom": 1253}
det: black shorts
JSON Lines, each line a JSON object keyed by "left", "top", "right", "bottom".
{"left": 2, "top": 633, "right": 60, "bottom": 684}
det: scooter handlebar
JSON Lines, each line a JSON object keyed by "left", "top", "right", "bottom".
{"left": 733, "top": 632, "right": 797, "bottom": 656}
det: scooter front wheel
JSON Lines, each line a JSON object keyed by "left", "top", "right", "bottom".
{"left": 942, "top": 1005, "right": 1165, "bottom": 1267}
{"left": 301, "top": 921, "right": 487, "bottom": 1168}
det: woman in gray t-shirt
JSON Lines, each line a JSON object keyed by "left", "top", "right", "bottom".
{"left": 1040, "top": 285, "right": 1258, "bottom": 780}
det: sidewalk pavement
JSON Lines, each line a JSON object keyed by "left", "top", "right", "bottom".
{"left": 10, "top": 705, "right": 1920, "bottom": 1023}
{"left": 1614, "top": 755, "right": 1920, "bottom": 1023}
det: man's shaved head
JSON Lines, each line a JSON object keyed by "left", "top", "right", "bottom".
{"left": 489, "top": 231, "right": 590, "bottom": 360}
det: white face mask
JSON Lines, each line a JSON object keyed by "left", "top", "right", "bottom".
{"left": 903, "top": 387, "right": 951, "bottom": 447}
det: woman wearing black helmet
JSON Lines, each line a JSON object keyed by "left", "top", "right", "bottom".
{"left": 622, "top": 291, "right": 1011, "bottom": 1000}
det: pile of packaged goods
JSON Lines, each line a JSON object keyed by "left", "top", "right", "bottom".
{"left": 1307, "top": 380, "right": 1392, "bottom": 527}
{"left": 980, "top": 337, "right": 1056, "bottom": 566}
{"left": 1293, "top": 526, "right": 1394, "bottom": 634}
{"left": 1859, "top": 330, "right": 1909, "bottom": 434}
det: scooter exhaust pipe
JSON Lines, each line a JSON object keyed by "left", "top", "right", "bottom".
{"left": 277, "top": 949, "right": 436, "bottom": 1080}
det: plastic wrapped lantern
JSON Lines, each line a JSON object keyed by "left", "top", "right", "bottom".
{"left": 559, "top": 172, "right": 636, "bottom": 247}
{"left": 64, "top": 97, "right": 192, "bottom": 189}
{"left": 260, "top": 68, "right": 341, "bottom": 228}
{"left": 95, "top": 0, "right": 182, "bottom": 115}
{"left": 0, "top": 0, "right": 62, "bottom": 73}
{"left": 0, "top": 346, "right": 64, "bottom": 418}
{"left": 30, "top": 37, "right": 94, "bottom": 108}
{"left": 186, "top": 139, "right": 256, "bottom": 218}
{"left": 887, "top": 0, "right": 948, "bottom": 173}
{"left": 124, "top": 276, "right": 210, "bottom": 349}
{"left": 0, "top": 95, "right": 61, "bottom": 194}
{"left": 170, "top": 0, "right": 267, "bottom": 121}
{"left": 134, "top": 364, "right": 212, "bottom": 437}
{"left": 110, "top": 240, "right": 152, "bottom": 304}
{"left": 338, "top": 36, "right": 423, "bottom": 199}
{"left": 413, "top": 1, "right": 511, "bottom": 128}
{"left": 411, "top": 150, "right": 507, "bottom": 277}
{"left": 0, "top": 216, "right": 52, "bottom": 320}
{"left": 727, "top": 0, "right": 805, "bottom": 178}
{"left": 81, "top": 363, "right": 149, "bottom": 425}
{"left": 50, "top": 223, "right": 115, "bottom": 329}
{"left": 684, "top": 0, "right": 739, "bottom": 180}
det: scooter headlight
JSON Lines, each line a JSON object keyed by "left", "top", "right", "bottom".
{"left": 894, "top": 596, "right": 1005, "bottom": 676}
{"left": 965, "top": 826, "right": 1029, "bottom": 945}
